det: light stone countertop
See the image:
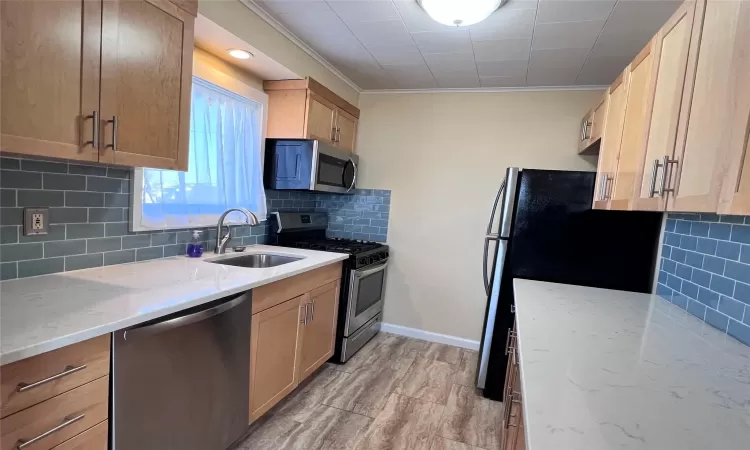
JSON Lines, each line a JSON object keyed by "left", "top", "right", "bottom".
{"left": 0, "top": 245, "right": 348, "bottom": 365}
{"left": 513, "top": 279, "right": 750, "bottom": 450}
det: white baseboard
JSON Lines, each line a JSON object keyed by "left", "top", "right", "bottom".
{"left": 380, "top": 323, "right": 480, "bottom": 351}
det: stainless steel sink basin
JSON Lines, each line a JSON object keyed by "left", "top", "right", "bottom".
{"left": 208, "top": 253, "right": 304, "bottom": 268}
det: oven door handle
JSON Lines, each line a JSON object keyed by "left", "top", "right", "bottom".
{"left": 355, "top": 261, "right": 387, "bottom": 278}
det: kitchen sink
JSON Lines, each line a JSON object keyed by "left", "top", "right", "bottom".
{"left": 208, "top": 253, "right": 304, "bottom": 268}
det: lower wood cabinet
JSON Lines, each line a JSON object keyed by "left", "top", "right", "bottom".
{"left": 501, "top": 322, "right": 526, "bottom": 450}
{"left": 52, "top": 420, "right": 108, "bottom": 450}
{"left": 0, "top": 376, "right": 109, "bottom": 450}
{"left": 296, "top": 281, "right": 340, "bottom": 381}
{"left": 249, "top": 263, "right": 342, "bottom": 422}
{"left": 249, "top": 295, "right": 306, "bottom": 421}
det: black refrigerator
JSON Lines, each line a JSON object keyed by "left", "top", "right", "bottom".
{"left": 476, "top": 168, "right": 662, "bottom": 401}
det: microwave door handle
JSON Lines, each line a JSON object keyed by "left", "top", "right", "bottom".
{"left": 346, "top": 157, "right": 358, "bottom": 192}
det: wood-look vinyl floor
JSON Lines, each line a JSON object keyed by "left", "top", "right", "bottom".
{"left": 237, "top": 333, "right": 503, "bottom": 450}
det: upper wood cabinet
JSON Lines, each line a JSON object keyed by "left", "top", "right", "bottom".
{"left": 589, "top": 0, "right": 749, "bottom": 216}
{"left": 610, "top": 41, "right": 657, "bottom": 211}
{"left": 1, "top": 0, "right": 101, "bottom": 163}
{"left": 577, "top": 94, "right": 607, "bottom": 154}
{"left": 264, "top": 78, "right": 360, "bottom": 153}
{"left": 632, "top": 1, "right": 696, "bottom": 211}
{"left": 593, "top": 72, "right": 629, "bottom": 209}
{"left": 1, "top": 0, "right": 195, "bottom": 170}
{"left": 667, "top": 0, "right": 748, "bottom": 212}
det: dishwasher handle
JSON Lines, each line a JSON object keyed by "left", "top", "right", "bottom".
{"left": 123, "top": 292, "right": 250, "bottom": 340}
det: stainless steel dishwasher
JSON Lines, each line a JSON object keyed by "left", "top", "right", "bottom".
{"left": 112, "top": 291, "right": 251, "bottom": 450}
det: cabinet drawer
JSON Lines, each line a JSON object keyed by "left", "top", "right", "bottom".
{"left": 1, "top": 335, "right": 110, "bottom": 418}
{"left": 252, "top": 263, "right": 342, "bottom": 313}
{"left": 1, "top": 376, "right": 109, "bottom": 450}
{"left": 52, "top": 420, "right": 107, "bottom": 450}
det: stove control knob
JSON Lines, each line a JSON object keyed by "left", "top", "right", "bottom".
{"left": 371, "top": 254, "right": 381, "bottom": 262}
{"left": 358, "top": 257, "right": 368, "bottom": 266}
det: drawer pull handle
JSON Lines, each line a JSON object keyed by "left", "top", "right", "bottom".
{"left": 16, "top": 365, "right": 87, "bottom": 392}
{"left": 16, "top": 413, "right": 85, "bottom": 449}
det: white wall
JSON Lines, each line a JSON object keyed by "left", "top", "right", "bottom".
{"left": 198, "top": 0, "right": 359, "bottom": 106}
{"left": 356, "top": 90, "right": 602, "bottom": 341}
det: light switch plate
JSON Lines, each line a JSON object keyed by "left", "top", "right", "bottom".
{"left": 24, "top": 207, "right": 49, "bottom": 236}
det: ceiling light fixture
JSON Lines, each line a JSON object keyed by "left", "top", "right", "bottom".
{"left": 417, "top": 0, "right": 506, "bottom": 27}
{"left": 227, "top": 49, "right": 253, "bottom": 60}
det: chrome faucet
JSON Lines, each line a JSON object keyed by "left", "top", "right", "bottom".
{"left": 214, "top": 208, "right": 259, "bottom": 254}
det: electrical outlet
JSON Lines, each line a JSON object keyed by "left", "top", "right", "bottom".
{"left": 24, "top": 208, "right": 49, "bottom": 236}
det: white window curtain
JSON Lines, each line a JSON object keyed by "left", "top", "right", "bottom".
{"left": 132, "top": 77, "right": 267, "bottom": 230}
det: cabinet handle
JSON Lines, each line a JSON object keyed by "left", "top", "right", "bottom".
{"left": 331, "top": 126, "right": 337, "bottom": 142}
{"left": 301, "top": 303, "right": 308, "bottom": 325}
{"left": 81, "top": 111, "right": 99, "bottom": 149}
{"left": 310, "top": 299, "right": 315, "bottom": 321}
{"left": 16, "top": 414, "right": 85, "bottom": 449}
{"left": 105, "top": 116, "right": 118, "bottom": 151}
{"left": 16, "top": 365, "right": 87, "bottom": 392}
{"left": 599, "top": 174, "right": 608, "bottom": 201}
{"left": 580, "top": 119, "right": 587, "bottom": 141}
{"left": 335, "top": 127, "right": 341, "bottom": 143}
{"left": 661, "top": 156, "right": 679, "bottom": 194}
{"left": 504, "top": 328, "right": 512, "bottom": 355}
{"left": 648, "top": 159, "right": 663, "bottom": 198}
{"left": 583, "top": 120, "right": 592, "bottom": 141}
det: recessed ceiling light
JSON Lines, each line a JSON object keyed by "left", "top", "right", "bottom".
{"left": 417, "top": 0, "right": 506, "bottom": 27}
{"left": 228, "top": 49, "right": 253, "bottom": 60}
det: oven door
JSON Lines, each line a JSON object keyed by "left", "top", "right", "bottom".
{"left": 344, "top": 261, "right": 387, "bottom": 335}
{"left": 313, "top": 141, "right": 358, "bottom": 194}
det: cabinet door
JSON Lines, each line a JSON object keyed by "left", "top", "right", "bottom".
{"left": 99, "top": 0, "right": 193, "bottom": 170}
{"left": 296, "top": 281, "right": 339, "bottom": 381}
{"left": 1, "top": 0, "right": 100, "bottom": 162}
{"left": 52, "top": 420, "right": 108, "bottom": 450}
{"left": 335, "top": 109, "right": 358, "bottom": 154}
{"left": 591, "top": 95, "right": 608, "bottom": 143}
{"left": 249, "top": 296, "right": 305, "bottom": 421}
{"left": 593, "top": 72, "right": 629, "bottom": 209}
{"left": 715, "top": 3, "right": 750, "bottom": 214}
{"left": 610, "top": 42, "right": 656, "bottom": 211}
{"left": 668, "top": 0, "right": 747, "bottom": 212}
{"left": 305, "top": 93, "right": 337, "bottom": 144}
{"left": 632, "top": 2, "right": 696, "bottom": 211}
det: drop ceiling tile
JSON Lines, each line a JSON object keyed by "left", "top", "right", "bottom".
{"left": 472, "top": 38, "right": 531, "bottom": 62}
{"left": 366, "top": 43, "right": 424, "bottom": 65}
{"left": 476, "top": 60, "right": 529, "bottom": 78}
{"left": 381, "top": 63, "right": 435, "bottom": 80}
{"left": 411, "top": 30, "right": 473, "bottom": 54}
{"left": 257, "top": 0, "right": 331, "bottom": 15}
{"left": 421, "top": 51, "right": 475, "bottom": 65}
{"left": 275, "top": 10, "right": 350, "bottom": 40}
{"left": 480, "top": 75, "right": 528, "bottom": 87}
{"left": 527, "top": 65, "right": 581, "bottom": 86}
{"left": 326, "top": 0, "right": 401, "bottom": 23}
{"left": 434, "top": 72, "right": 480, "bottom": 88}
{"left": 531, "top": 20, "right": 605, "bottom": 50}
{"left": 576, "top": 56, "right": 626, "bottom": 85}
{"left": 348, "top": 20, "right": 414, "bottom": 46}
{"left": 468, "top": 8, "right": 536, "bottom": 40}
{"left": 501, "top": 0, "right": 540, "bottom": 10}
{"left": 528, "top": 47, "right": 590, "bottom": 70}
{"left": 602, "top": 0, "right": 681, "bottom": 37}
{"left": 535, "top": 0, "right": 616, "bottom": 24}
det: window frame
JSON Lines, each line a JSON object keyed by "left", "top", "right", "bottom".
{"left": 130, "top": 58, "right": 269, "bottom": 232}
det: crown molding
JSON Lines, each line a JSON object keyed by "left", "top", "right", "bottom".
{"left": 360, "top": 85, "right": 609, "bottom": 95}
{"left": 238, "top": 0, "right": 362, "bottom": 94}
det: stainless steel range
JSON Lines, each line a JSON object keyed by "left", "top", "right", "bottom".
{"left": 270, "top": 212, "right": 389, "bottom": 362}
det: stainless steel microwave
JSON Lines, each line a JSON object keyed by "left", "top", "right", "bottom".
{"left": 264, "top": 139, "right": 358, "bottom": 194}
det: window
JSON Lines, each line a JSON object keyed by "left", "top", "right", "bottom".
{"left": 131, "top": 70, "right": 268, "bottom": 231}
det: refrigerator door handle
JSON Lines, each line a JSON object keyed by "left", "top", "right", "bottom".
{"left": 499, "top": 168, "right": 520, "bottom": 239}
{"left": 477, "top": 239, "right": 508, "bottom": 389}
{"left": 483, "top": 179, "right": 506, "bottom": 296}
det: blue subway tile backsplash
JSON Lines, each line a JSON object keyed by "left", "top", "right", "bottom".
{"left": 658, "top": 213, "right": 750, "bottom": 346}
{"left": 0, "top": 156, "right": 390, "bottom": 281}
